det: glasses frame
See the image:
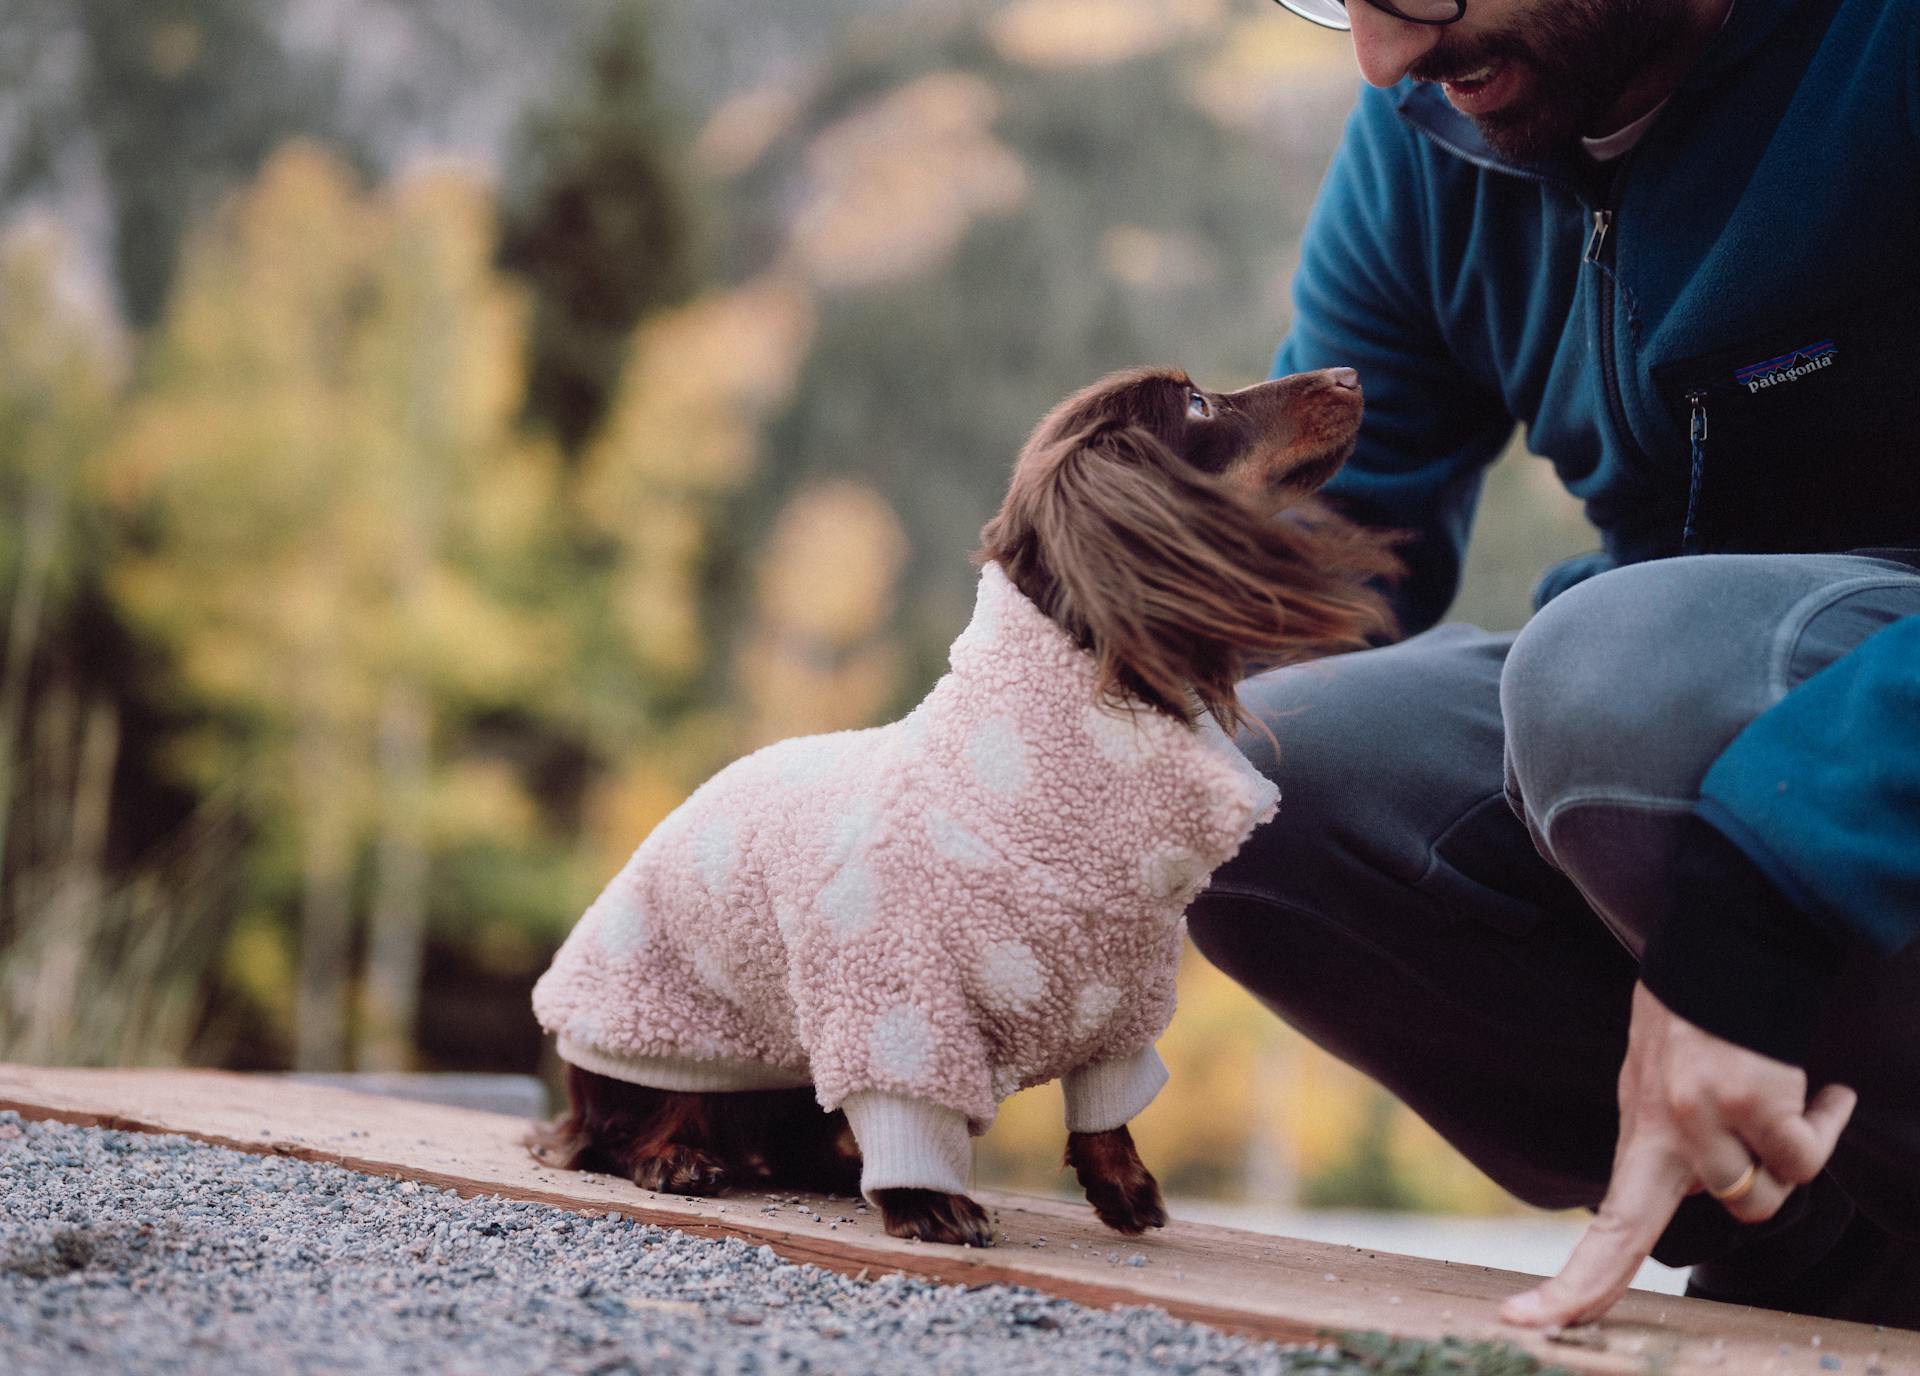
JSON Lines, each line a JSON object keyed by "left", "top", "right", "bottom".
{"left": 1272, "top": 0, "right": 1467, "bottom": 31}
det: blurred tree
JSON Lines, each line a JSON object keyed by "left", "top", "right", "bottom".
{"left": 497, "top": 0, "right": 697, "bottom": 456}
{"left": 1300, "top": 1090, "right": 1422, "bottom": 1211}
{"left": 0, "top": 223, "right": 126, "bottom": 1060}
{"left": 733, "top": 478, "right": 908, "bottom": 748}
{"left": 0, "top": 0, "right": 344, "bottom": 329}
{"left": 103, "top": 145, "right": 564, "bottom": 1069}
{"left": 564, "top": 272, "right": 818, "bottom": 872}
{"left": 350, "top": 168, "right": 572, "bottom": 1070}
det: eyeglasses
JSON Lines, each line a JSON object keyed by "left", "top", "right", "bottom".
{"left": 1272, "top": 0, "right": 1467, "bottom": 30}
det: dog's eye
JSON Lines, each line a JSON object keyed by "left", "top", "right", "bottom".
{"left": 1187, "top": 391, "right": 1215, "bottom": 420}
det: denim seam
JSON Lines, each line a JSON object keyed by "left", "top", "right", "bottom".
{"left": 1536, "top": 787, "right": 1694, "bottom": 841}
{"left": 1768, "top": 576, "right": 1920, "bottom": 702}
{"left": 1531, "top": 791, "right": 1696, "bottom": 953}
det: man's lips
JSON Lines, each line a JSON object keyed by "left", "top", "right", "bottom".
{"left": 1422, "top": 57, "right": 1524, "bottom": 117}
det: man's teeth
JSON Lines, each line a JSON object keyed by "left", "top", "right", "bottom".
{"left": 1450, "top": 63, "right": 1498, "bottom": 85}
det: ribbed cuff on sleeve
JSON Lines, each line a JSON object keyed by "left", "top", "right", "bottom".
{"left": 1640, "top": 814, "right": 1842, "bottom": 1067}
{"left": 1061, "top": 1045, "right": 1170, "bottom": 1134}
{"left": 839, "top": 1092, "right": 973, "bottom": 1201}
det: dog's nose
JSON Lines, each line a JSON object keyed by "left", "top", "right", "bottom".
{"left": 1326, "top": 367, "right": 1361, "bottom": 391}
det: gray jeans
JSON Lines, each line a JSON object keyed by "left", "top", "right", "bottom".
{"left": 1190, "top": 551, "right": 1920, "bottom": 1270}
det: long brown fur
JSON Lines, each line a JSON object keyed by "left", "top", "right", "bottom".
{"left": 531, "top": 365, "right": 1402, "bottom": 1247}
{"left": 976, "top": 367, "right": 1400, "bottom": 743}
{"left": 528, "top": 1064, "right": 862, "bottom": 1197}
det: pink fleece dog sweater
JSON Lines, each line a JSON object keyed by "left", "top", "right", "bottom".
{"left": 533, "top": 561, "right": 1280, "bottom": 1198}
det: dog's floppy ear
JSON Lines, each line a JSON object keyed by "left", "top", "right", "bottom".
{"left": 978, "top": 420, "right": 1397, "bottom": 737}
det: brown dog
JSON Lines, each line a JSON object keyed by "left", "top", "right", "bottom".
{"left": 530, "top": 365, "right": 1398, "bottom": 1246}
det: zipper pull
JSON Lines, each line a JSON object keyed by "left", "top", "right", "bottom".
{"left": 1682, "top": 390, "right": 1709, "bottom": 554}
{"left": 1584, "top": 208, "right": 1614, "bottom": 265}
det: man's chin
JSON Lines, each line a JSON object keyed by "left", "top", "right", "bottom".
{"left": 1469, "top": 102, "right": 1587, "bottom": 163}
{"left": 1452, "top": 64, "right": 1612, "bottom": 163}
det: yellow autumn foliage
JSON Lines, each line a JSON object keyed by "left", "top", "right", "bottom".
{"left": 988, "top": 0, "right": 1223, "bottom": 69}
{"left": 103, "top": 141, "right": 557, "bottom": 852}
{"left": 735, "top": 479, "right": 909, "bottom": 747}
{"left": 577, "top": 275, "right": 817, "bottom": 687}
{"left": 424, "top": 758, "right": 542, "bottom": 848}
{"left": 1181, "top": 16, "right": 1355, "bottom": 131}
{"left": 788, "top": 72, "right": 1029, "bottom": 289}
{"left": 0, "top": 221, "right": 126, "bottom": 439}
{"left": 582, "top": 762, "right": 693, "bottom": 881}
{"left": 695, "top": 80, "right": 815, "bottom": 180}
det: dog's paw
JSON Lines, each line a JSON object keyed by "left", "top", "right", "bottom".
{"left": 873, "top": 1188, "right": 995, "bottom": 1247}
{"left": 1065, "top": 1126, "right": 1168, "bottom": 1235}
{"left": 1082, "top": 1168, "right": 1168, "bottom": 1235}
{"left": 631, "top": 1144, "right": 729, "bottom": 1197}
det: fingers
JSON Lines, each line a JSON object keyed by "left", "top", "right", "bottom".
{"left": 1698, "top": 1149, "right": 1793, "bottom": 1225}
{"left": 1683, "top": 1080, "right": 1858, "bottom": 1221}
{"left": 1501, "top": 1138, "right": 1692, "bottom": 1329}
{"left": 1751, "top": 1082, "right": 1857, "bottom": 1181}
{"left": 1806, "top": 1082, "right": 1861, "bottom": 1144}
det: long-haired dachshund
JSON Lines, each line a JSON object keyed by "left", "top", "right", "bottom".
{"left": 529, "top": 365, "right": 1398, "bottom": 1247}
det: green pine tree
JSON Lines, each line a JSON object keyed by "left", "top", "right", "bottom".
{"left": 497, "top": 0, "right": 697, "bottom": 456}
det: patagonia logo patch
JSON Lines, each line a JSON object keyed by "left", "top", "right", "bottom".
{"left": 1734, "top": 339, "right": 1836, "bottom": 392}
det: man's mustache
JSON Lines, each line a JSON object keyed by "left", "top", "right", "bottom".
{"left": 1407, "top": 37, "right": 1531, "bottom": 85}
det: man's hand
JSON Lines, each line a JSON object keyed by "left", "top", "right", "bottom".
{"left": 1500, "top": 982, "right": 1857, "bottom": 1329}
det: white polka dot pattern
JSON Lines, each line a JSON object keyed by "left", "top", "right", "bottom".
{"left": 1081, "top": 702, "right": 1159, "bottom": 770}
{"left": 692, "top": 814, "right": 738, "bottom": 890}
{"left": 1071, "top": 982, "right": 1121, "bottom": 1039}
{"left": 530, "top": 559, "right": 1282, "bottom": 1138}
{"left": 964, "top": 715, "right": 1028, "bottom": 797}
{"left": 926, "top": 807, "right": 995, "bottom": 867}
{"left": 975, "top": 939, "right": 1046, "bottom": 1014}
{"left": 1140, "top": 844, "right": 1209, "bottom": 903}
{"left": 567, "top": 1008, "right": 608, "bottom": 1050}
{"left": 828, "top": 794, "right": 877, "bottom": 865}
{"left": 591, "top": 890, "right": 648, "bottom": 957}
{"left": 776, "top": 733, "right": 841, "bottom": 786}
{"left": 690, "top": 940, "right": 738, "bottom": 1000}
{"left": 868, "top": 1002, "right": 935, "bottom": 1083}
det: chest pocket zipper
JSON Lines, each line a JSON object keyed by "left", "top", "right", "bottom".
{"left": 1682, "top": 390, "right": 1708, "bottom": 555}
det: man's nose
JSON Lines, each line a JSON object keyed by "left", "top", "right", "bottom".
{"left": 1347, "top": 2, "right": 1443, "bottom": 87}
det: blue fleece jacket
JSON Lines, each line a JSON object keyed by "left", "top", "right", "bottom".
{"left": 1274, "top": 0, "right": 1920, "bottom": 1058}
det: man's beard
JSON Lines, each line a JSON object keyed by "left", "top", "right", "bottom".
{"left": 1409, "top": 0, "right": 1695, "bottom": 161}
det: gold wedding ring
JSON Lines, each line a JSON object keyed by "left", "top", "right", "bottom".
{"left": 1709, "top": 1160, "right": 1760, "bottom": 1203}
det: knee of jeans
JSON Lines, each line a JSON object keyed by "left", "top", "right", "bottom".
{"left": 1500, "top": 561, "right": 1733, "bottom": 828}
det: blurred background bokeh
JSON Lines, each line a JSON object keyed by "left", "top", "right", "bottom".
{"left": 0, "top": 0, "right": 1600, "bottom": 1227}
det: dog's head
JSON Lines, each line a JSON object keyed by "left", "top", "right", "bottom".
{"left": 974, "top": 366, "right": 1400, "bottom": 735}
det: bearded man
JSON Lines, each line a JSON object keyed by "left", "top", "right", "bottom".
{"left": 1193, "top": 0, "right": 1920, "bottom": 1329}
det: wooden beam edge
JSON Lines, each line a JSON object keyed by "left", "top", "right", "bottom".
{"left": 3, "top": 1066, "right": 1911, "bottom": 1376}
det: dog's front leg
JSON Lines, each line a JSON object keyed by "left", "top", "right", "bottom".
{"left": 1065, "top": 1124, "right": 1168, "bottom": 1235}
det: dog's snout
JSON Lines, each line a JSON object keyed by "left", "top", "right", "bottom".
{"left": 1325, "top": 367, "right": 1361, "bottom": 392}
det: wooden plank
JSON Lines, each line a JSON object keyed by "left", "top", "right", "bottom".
{"left": 0, "top": 1064, "right": 1910, "bottom": 1376}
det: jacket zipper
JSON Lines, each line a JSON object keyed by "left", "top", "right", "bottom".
{"left": 1583, "top": 165, "right": 1640, "bottom": 491}
{"left": 1682, "top": 390, "right": 1709, "bottom": 554}
{"left": 1583, "top": 208, "right": 1613, "bottom": 266}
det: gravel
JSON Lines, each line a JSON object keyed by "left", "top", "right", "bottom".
{"left": 0, "top": 1110, "right": 1562, "bottom": 1375}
